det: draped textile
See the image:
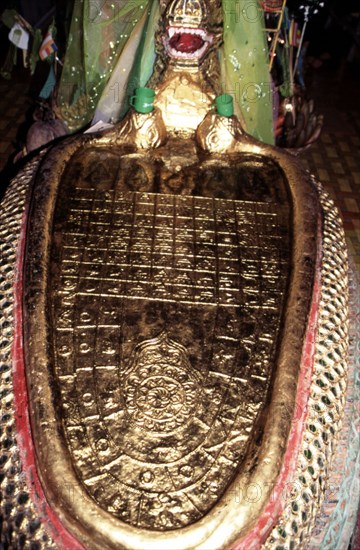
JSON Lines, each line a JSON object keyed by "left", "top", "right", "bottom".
{"left": 57, "top": 0, "right": 274, "bottom": 144}
{"left": 56, "top": 0, "right": 152, "bottom": 131}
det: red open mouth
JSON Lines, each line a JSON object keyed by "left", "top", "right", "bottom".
{"left": 164, "top": 26, "right": 213, "bottom": 60}
{"left": 169, "top": 32, "right": 204, "bottom": 53}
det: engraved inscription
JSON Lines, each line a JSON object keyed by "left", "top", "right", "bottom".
{"left": 50, "top": 147, "right": 291, "bottom": 530}
{"left": 56, "top": 189, "right": 287, "bottom": 307}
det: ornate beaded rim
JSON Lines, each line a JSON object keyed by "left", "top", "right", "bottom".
{"left": 0, "top": 167, "right": 349, "bottom": 548}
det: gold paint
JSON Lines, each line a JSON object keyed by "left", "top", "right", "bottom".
{"left": 0, "top": 154, "right": 58, "bottom": 548}
{"left": 21, "top": 0, "right": 323, "bottom": 547}
{"left": 154, "top": 69, "right": 215, "bottom": 134}
{"left": 264, "top": 178, "right": 349, "bottom": 548}
{"left": 0, "top": 159, "right": 349, "bottom": 547}
{"left": 47, "top": 146, "right": 291, "bottom": 532}
{"left": 0, "top": 0, "right": 347, "bottom": 548}
{"left": 114, "top": 108, "right": 167, "bottom": 149}
{"left": 22, "top": 116, "right": 321, "bottom": 549}
{"left": 151, "top": 0, "right": 221, "bottom": 135}
{"left": 166, "top": 0, "right": 207, "bottom": 28}
{"left": 196, "top": 112, "right": 247, "bottom": 153}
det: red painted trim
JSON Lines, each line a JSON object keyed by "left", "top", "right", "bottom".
{"left": 12, "top": 205, "right": 85, "bottom": 550}
{"left": 12, "top": 197, "right": 323, "bottom": 549}
{"left": 232, "top": 216, "right": 323, "bottom": 549}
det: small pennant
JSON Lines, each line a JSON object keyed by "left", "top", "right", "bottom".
{"left": 39, "top": 31, "right": 58, "bottom": 61}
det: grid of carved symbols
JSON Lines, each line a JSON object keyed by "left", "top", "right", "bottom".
{"left": 52, "top": 183, "right": 290, "bottom": 530}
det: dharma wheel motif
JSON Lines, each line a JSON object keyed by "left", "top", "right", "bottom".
{"left": 125, "top": 332, "right": 200, "bottom": 434}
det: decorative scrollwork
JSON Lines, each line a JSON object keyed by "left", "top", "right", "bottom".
{"left": 125, "top": 331, "right": 200, "bottom": 434}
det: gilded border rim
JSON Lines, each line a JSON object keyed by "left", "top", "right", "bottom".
{"left": 19, "top": 135, "right": 320, "bottom": 549}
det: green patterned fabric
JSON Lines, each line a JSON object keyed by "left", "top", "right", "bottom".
{"left": 221, "top": 0, "right": 274, "bottom": 144}
{"left": 58, "top": 0, "right": 274, "bottom": 144}
{"left": 57, "top": 0, "right": 151, "bottom": 131}
{"left": 92, "top": 0, "right": 158, "bottom": 125}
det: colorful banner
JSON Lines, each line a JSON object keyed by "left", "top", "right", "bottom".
{"left": 39, "top": 31, "right": 57, "bottom": 61}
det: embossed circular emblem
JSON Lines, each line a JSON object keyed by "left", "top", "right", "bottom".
{"left": 125, "top": 332, "right": 199, "bottom": 433}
